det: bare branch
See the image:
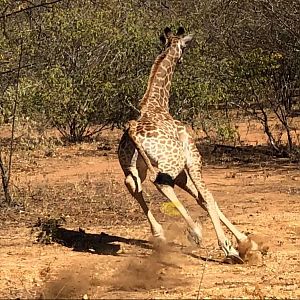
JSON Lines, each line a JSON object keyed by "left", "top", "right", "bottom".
{"left": 0, "top": 0, "right": 64, "bottom": 20}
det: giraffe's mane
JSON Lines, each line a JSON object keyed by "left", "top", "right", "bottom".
{"left": 139, "top": 49, "right": 168, "bottom": 109}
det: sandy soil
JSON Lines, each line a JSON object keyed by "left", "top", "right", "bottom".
{"left": 0, "top": 126, "right": 300, "bottom": 299}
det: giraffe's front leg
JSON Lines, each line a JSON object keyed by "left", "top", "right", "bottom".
{"left": 188, "top": 170, "right": 244, "bottom": 263}
{"left": 178, "top": 132, "right": 244, "bottom": 263}
{"left": 176, "top": 170, "right": 261, "bottom": 263}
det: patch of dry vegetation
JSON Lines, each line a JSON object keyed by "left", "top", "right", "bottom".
{"left": 23, "top": 179, "right": 142, "bottom": 226}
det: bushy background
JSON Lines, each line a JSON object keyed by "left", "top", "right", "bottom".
{"left": 1, "top": 0, "right": 299, "bottom": 150}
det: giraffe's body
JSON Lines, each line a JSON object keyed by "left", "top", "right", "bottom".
{"left": 118, "top": 27, "right": 258, "bottom": 263}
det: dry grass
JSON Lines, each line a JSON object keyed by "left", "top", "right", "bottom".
{"left": 1, "top": 121, "right": 300, "bottom": 299}
{"left": 1, "top": 175, "right": 145, "bottom": 229}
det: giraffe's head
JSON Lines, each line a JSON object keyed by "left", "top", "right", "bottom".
{"left": 160, "top": 27, "right": 193, "bottom": 63}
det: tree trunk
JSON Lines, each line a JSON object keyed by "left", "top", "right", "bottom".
{"left": 0, "top": 155, "right": 12, "bottom": 206}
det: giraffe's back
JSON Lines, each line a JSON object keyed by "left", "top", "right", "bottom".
{"left": 132, "top": 112, "right": 187, "bottom": 172}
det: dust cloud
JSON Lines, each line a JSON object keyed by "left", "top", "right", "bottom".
{"left": 38, "top": 263, "right": 96, "bottom": 299}
{"left": 238, "top": 233, "right": 270, "bottom": 265}
{"left": 111, "top": 242, "right": 186, "bottom": 291}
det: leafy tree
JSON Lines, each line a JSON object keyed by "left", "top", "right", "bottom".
{"left": 197, "top": 0, "right": 300, "bottom": 152}
{"left": 0, "top": 0, "right": 299, "bottom": 152}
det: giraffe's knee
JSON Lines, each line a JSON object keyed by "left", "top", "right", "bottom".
{"left": 125, "top": 174, "right": 142, "bottom": 194}
{"left": 124, "top": 175, "right": 134, "bottom": 193}
{"left": 154, "top": 172, "right": 175, "bottom": 187}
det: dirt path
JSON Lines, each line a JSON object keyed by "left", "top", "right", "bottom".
{"left": 1, "top": 147, "right": 300, "bottom": 299}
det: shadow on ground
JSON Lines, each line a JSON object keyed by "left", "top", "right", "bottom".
{"left": 32, "top": 218, "right": 151, "bottom": 255}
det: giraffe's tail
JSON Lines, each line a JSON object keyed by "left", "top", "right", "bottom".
{"left": 127, "top": 120, "right": 157, "bottom": 178}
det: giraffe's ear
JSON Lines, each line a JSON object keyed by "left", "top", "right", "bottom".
{"left": 159, "top": 34, "right": 166, "bottom": 45}
{"left": 182, "top": 34, "right": 193, "bottom": 46}
{"left": 164, "top": 27, "right": 172, "bottom": 38}
{"left": 176, "top": 26, "right": 185, "bottom": 36}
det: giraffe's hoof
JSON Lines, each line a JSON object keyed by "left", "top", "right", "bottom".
{"left": 223, "top": 254, "right": 244, "bottom": 264}
{"left": 186, "top": 226, "right": 202, "bottom": 246}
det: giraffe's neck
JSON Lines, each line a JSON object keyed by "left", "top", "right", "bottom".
{"left": 139, "top": 47, "right": 179, "bottom": 114}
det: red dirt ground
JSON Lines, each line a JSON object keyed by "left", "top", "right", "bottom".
{"left": 0, "top": 124, "right": 299, "bottom": 299}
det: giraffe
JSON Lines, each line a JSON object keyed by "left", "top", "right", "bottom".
{"left": 118, "top": 27, "right": 258, "bottom": 263}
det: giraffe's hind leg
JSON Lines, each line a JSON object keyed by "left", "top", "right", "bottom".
{"left": 123, "top": 166, "right": 166, "bottom": 243}
{"left": 119, "top": 136, "right": 165, "bottom": 242}
{"left": 152, "top": 166, "right": 202, "bottom": 245}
